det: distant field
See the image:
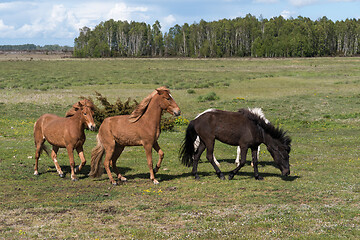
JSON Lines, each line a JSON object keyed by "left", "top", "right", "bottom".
{"left": 0, "top": 55, "right": 359, "bottom": 239}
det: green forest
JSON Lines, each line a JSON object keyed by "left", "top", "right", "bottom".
{"left": 0, "top": 44, "right": 73, "bottom": 51}
{"left": 74, "top": 15, "right": 360, "bottom": 58}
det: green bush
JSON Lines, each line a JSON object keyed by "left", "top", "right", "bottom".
{"left": 197, "top": 92, "right": 220, "bottom": 102}
{"left": 82, "top": 92, "right": 139, "bottom": 128}
{"left": 161, "top": 116, "right": 190, "bottom": 131}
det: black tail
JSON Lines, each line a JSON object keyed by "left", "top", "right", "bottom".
{"left": 179, "top": 121, "right": 198, "bottom": 167}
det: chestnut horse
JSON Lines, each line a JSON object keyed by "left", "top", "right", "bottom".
{"left": 180, "top": 108, "right": 291, "bottom": 180}
{"left": 34, "top": 99, "right": 96, "bottom": 181}
{"left": 89, "top": 87, "right": 181, "bottom": 185}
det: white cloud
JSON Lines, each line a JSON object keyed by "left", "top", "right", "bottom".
{"left": 0, "top": 20, "right": 14, "bottom": 31}
{"left": 281, "top": 10, "right": 292, "bottom": 19}
{"left": 0, "top": 1, "right": 151, "bottom": 43}
{"left": 0, "top": 19, "right": 15, "bottom": 38}
{"left": 107, "top": 2, "right": 148, "bottom": 21}
{"left": 162, "top": 15, "right": 176, "bottom": 29}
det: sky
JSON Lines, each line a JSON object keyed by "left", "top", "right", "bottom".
{"left": 0, "top": 0, "right": 359, "bottom": 46}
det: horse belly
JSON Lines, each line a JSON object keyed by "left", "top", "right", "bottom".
{"left": 43, "top": 124, "right": 67, "bottom": 148}
{"left": 114, "top": 132, "right": 142, "bottom": 146}
{"left": 216, "top": 134, "right": 241, "bottom": 146}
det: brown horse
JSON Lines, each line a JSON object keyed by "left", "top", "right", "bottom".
{"left": 34, "top": 99, "right": 96, "bottom": 181}
{"left": 180, "top": 108, "right": 291, "bottom": 181}
{"left": 89, "top": 87, "right": 181, "bottom": 185}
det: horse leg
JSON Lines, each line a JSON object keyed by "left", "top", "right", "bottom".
{"left": 111, "top": 144, "right": 127, "bottom": 182}
{"left": 152, "top": 141, "right": 164, "bottom": 174}
{"left": 213, "top": 154, "right": 220, "bottom": 168}
{"left": 143, "top": 143, "right": 158, "bottom": 184}
{"left": 75, "top": 146, "right": 86, "bottom": 174}
{"left": 229, "top": 146, "right": 248, "bottom": 180}
{"left": 98, "top": 136, "right": 118, "bottom": 185}
{"left": 192, "top": 141, "right": 206, "bottom": 180}
{"left": 66, "top": 146, "right": 77, "bottom": 181}
{"left": 34, "top": 139, "right": 45, "bottom": 176}
{"left": 235, "top": 146, "right": 241, "bottom": 167}
{"left": 205, "top": 141, "right": 225, "bottom": 180}
{"left": 51, "top": 146, "right": 64, "bottom": 178}
{"left": 252, "top": 147, "right": 263, "bottom": 180}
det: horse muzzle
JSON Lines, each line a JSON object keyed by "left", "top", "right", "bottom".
{"left": 173, "top": 110, "right": 181, "bottom": 117}
{"left": 281, "top": 168, "right": 290, "bottom": 176}
{"left": 88, "top": 124, "right": 96, "bottom": 131}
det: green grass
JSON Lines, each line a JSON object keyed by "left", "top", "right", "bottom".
{"left": 0, "top": 57, "right": 360, "bottom": 239}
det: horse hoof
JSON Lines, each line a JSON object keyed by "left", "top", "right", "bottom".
{"left": 217, "top": 172, "right": 225, "bottom": 180}
{"left": 112, "top": 182, "right": 118, "bottom": 186}
{"left": 120, "top": 177, "right": 127, "bottom": 182}
{"left": 153, "top": 179, "right": 159, "bottom": 185}
{"left": 71, "top": 178, "right": 79, "bottom": 182}
{"left": 59, "top": 173, "right": 65, "bottom": 178}
{"left": 228, "top": 173, "right": 234, "bottom": 180}
{"left": 74, "top": 166, "right": 80, "bottom": 173}
{"left": 34, "top": 171, "right": 39, "bottom": 176}
{"left": 153, "top": 166, "right": 160, "bottom": 174}
{"left": 255, "top": 176, "right": 264, "bottom": 180}
{"left": 194, "top": 175, "right": 200, "bottom": 180}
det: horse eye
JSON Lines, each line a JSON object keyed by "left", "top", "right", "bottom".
{"left": 166, "top": 97, "right": 171, "bottom": 101}
{"left": 83, "top": 113, "right": 87, "bottom": 116}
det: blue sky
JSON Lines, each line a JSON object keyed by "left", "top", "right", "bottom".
{"left": 0, "top": 0, "right": 359, "bottom": 46}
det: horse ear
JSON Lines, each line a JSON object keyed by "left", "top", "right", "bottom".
{"left": 156, "top": 89, "right": 164, "bottom": 95}
{"left": 72, "top": 101, "right": 83, "bottom": 110}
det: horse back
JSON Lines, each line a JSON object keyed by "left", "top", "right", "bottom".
{"left": 99, "top": 115, "right": 144, "bottom": 146}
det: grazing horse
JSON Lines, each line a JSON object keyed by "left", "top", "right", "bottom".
{"left": 34, "top": 99, "right": 96, "bottom": 181}
{"left": 194, "top": 108, "right": 269, "bottom": 167}
{"left": 180, "top": 108, "right": 291, "bottom": 180}
{"left": 89, "top": 87, "right": 181, "bottom": 185}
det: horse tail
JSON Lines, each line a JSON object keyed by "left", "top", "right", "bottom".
{"left": 33, "top": 119, "right": 50, "bottom": 156}
{"left": 41, "top": 144, "right": 50, "bottom": 156}
{"left": 89, "top": 134, "right": 105, "bottom": 178}
{"left": 179, "top": 120, "right": 198, "bottom": 167}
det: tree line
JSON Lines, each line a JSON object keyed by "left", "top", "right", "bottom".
{"left": 0, "top": 44, "right": 73, "bottom": 51}
{"left": 74, "top": 15, "right": 360, "bottom": 58}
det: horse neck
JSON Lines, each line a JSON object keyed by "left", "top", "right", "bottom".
{"left": 138, "top": 95, "right": 163, "bottom": 128}
{"left": 69, "top": 111, "right": 86, "bottom": 132}
{"left": 263, "top": 132, "right": 277, "bottom": 149}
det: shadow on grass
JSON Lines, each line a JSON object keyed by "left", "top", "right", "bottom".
{"left": 46, "top": 159, "right": 300, "bottom": 183}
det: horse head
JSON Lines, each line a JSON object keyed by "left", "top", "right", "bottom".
{"left": 156, "top": 87, "right": 181, "bottom": 117}
{"left": 73, "top": 100, "right": 96, "bottom": 131}
{"left": 267, "top": 140, "right": 291, "bottom": 177}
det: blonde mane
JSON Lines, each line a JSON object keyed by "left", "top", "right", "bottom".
{"left": 65, "top": 99, "right": 95, "bottom": 117}
{"left": 129, "top": 87, "right": 169, "bottom": 123}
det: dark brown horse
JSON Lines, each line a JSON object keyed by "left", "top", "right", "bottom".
{"left": 180, "top": 108, "right": 291, "bottom": 180}
{"left": 89, "top": 87, "right": 181, "bottom": 185}
{"left": 34, "top": 99, "right": 96, "bottom": 181}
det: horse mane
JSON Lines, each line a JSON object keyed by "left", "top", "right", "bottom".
{"left": 128, "top": 86, "right": 169, "bottom": 123}
{"left": 65, "top": 99, "right": 95, "bottom": 117}
{"left": 238, "top": 108, "right": 292, "bottom": 152}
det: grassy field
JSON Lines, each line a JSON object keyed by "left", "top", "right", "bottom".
{"left": 0, "top": 56, "right": 359, "bottom": 239}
